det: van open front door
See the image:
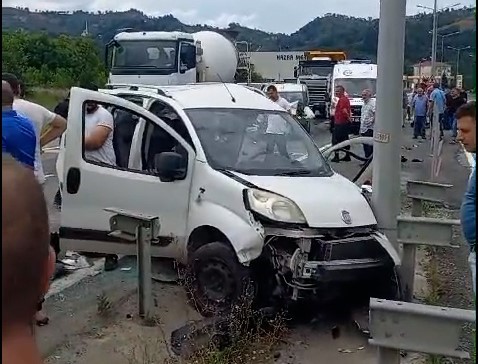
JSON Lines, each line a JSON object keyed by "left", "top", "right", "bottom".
{"left": 59, "top": 87, "right": 195, "bottom": 258}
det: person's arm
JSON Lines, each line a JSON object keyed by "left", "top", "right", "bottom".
{"left": 39, "top": 107, "right": 67, "bottom": 147}
{"left": 84, "top": 109, "right": 114, "bottom": 150}
{"left": 461, "top": 168, "right": 476, "bottom": 246}
{"left": 342, "top": 98, "right": 351, "bottom": 120}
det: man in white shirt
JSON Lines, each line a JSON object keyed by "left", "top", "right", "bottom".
{"left": 3, "top": 73, "right": 67, "bottom": 186}
{"left": 265, "top": 85, "right": 291, "bottom": 159}
{"left": 83, "top": 101, "right": 116, "bottom": 166}
{"left": 360, "top": 89, "right": 376, "bottom": 160}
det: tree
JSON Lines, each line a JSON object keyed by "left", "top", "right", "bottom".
{"left": 2, "top": 30, "right": 107, "bottom": 88}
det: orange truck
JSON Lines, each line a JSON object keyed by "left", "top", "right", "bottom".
{"left": 294, "top": 50, "right": 347, "bottom": 118}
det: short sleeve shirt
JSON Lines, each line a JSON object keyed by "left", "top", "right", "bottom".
{"left": 266, "top": 97, "right": 291, "bottom": 134}
{"left": 84, "top": 106, "right": 116, "bottom": 165}
{"left": 2, "top": 110, "right": 36, "bottom": 168}
{"left": 360, "top": 98, "right": 376, "bottom": 133}
{"left": 430, "top": 88, "right": 446, "bottom": 114}
{"left": 335, "top": 95, "right": 351, "bottom": 124}
{"left": 13, "top": 98, "right": 56, "bottom": 184}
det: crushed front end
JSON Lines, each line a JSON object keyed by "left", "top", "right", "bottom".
{"left": 253, "top": 224, "right": 400, "bottom": 305}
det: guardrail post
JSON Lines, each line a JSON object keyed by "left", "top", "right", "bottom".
{"left": 104, "top": 207, "right": 160, "bottom": 321}
{"left": 399, "top": 180, "right": 453, "bottom": 302}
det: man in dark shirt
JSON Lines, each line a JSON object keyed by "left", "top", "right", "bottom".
{"left": 447, "top": 88, "right": 466, "bottom": 143}
{"left": 331, "top": 85, "right": 351, "bottom": 163}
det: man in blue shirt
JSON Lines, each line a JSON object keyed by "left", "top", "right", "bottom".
{"left": 456, "top": 101, "right": 476, "bottom": 295}
{"left": 2, "top": 81, "right": 36, "bottom": 169}
{"left": 411, "top": 87, "right": 428, "bottom": 139}
{"left": 429, "top": 83, "right": 446, "bottom": 138}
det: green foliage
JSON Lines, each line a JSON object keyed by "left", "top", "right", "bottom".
{"left": 2, "top": 30, "right": 107, "bottom": 88}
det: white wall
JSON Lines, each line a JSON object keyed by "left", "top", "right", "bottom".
{"left": 241, "top": 51, "right": 308, "bottom": 81}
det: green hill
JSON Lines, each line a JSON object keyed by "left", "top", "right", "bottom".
{"left": 2, "top": 6, "right": 476, "bottom": 84}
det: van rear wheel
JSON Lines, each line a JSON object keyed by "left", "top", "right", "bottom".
{"left": 188, "top": 242, "right": 253, "bottom": 317}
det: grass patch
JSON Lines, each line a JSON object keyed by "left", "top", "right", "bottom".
{"left": 25, "top": 87, "right": 67, "bottom": 110}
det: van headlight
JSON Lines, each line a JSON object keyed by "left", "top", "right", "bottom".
{"left": 245, "top": 189, "right": 306, "bottom": 224}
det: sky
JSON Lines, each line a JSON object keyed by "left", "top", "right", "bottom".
{"left": 3, "top": 0, "right": 476, "bottom": 34}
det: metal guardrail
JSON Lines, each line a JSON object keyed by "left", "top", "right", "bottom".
{"left": 105, "top": 207, "right": 160, "bottom": 320}
{"left": 369, "top": 298, "right": 476, "bottom": 362}
{"left": 398, "top": 180, "right": 457, "bottom": 302}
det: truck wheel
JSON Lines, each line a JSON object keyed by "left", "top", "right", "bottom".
{"left": 188, "top": 242, "right": 253, "bottom": 317}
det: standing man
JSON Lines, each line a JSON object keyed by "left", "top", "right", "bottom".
{"left": 429, "top": 82, "right": 446, "bottom": 139}
{"left": 446, "top": 88, "right": 466, "bottom": 144}
{"left": 411, "top": 88, "right": 428, "bottom": 139}
{"left": 456, "top": 101, "right": 476, "bottom": 295}
{"left": 81, "top": 84, "right": 118, "bottom": 271}
{"left": 2, "top": 73, "right": 67, "bottom": 186}
{"left": 2, "top": 81, "right": 36, "bottom": 169}
{"left": 402, "top": 88, "right": 408, "bottom": 127}
{"left": 2, "top": 156, "right": 56, "bottom": 364}
{"left": 359, "top": 89, "right": 375, "bottom": 160}
{"left": 264, "top": 84, "right": 291, "bottom": 160}
{"left": 331, "top": 85, "right": 351, "bottom": 163}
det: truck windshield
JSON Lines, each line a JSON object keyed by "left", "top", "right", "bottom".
{"left": 186, "top": 108, "right": 332, "bottom": 177}
{"left": 112, "top": 40, "right": 178, "bottom": 70}
{"left": 335, "top": 78, "right": 377, "bottom": 97}
{"left": 280, "top": 92, "right": 306, "bottom": 104}
{"left": 299, "top": 66, "right": 332, "bottom": 77}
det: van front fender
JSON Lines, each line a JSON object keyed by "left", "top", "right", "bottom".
{"left": 187, "top": 202, "right": 265, "bottom": 265}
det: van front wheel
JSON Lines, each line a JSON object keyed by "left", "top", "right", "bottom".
{"left": 188, "top": 242, "right": 252, "bottom": 317}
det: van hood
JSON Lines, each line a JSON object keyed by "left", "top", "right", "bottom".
{"left": 232, "top": 172, "right": 377, "bottom": 228}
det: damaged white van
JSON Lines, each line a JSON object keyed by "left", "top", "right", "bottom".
{"left": 57, "top": 83, "right": 401, "bottom": 316}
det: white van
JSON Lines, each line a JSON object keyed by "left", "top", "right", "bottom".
{"left": 57, "top": 83, "right": 400, "bottom": 316}
{"left": 331, "top": 62, "right": 378, "bottom": 134}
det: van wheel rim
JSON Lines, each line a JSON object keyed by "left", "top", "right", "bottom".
{"left": 197, "top": 260, "right": 236, "bottom": 304}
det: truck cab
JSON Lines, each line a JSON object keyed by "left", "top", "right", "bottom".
{"left": 331, "top": 61, "right": 378, "bottom": 135}
{"left": 294, "top": 51, "right": 347, "bottom": 119}
{"left": 57, "top": 83, "right": 400, "bottom": 316}
{"left": 106, "top": 31, "right": 198, "bottom": 85}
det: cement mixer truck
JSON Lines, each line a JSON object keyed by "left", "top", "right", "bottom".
{"left": 105, "top": 30, "right": 238, "bottom": 85}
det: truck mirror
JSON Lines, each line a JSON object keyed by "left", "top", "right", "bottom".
{"left": 293, "top": 69, "right": 298, "bottom": 78}
{"left": 154, "top": 152, "right": 186, "bottom": 182}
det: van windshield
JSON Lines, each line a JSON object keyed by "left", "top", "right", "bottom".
{"left": 280, "top": 91, "right": 306, "bottom": 104}
{"left": 186, "top": 108, "right": 333, "bottom": 177}
{"left": 335, "top": 78, "right": 377, "bottom": 97}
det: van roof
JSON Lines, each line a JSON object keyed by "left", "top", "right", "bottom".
{"left": 103, "top": 83, "right": 285, "bottom": 111}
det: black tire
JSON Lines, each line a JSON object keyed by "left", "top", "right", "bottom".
{"left": 187, "top": 242, "right": 252, "bottom": 317}
{"left": 374, "top": 266, "right": 404, "bottom": 301}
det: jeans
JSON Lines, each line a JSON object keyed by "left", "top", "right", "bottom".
{"left": 452, "top": 114, "right": 458, "bottom": 138}
{"left": 332, "top": 124, "right": 351, "bottom": 160}
{"left": 360, "top": 129, "right": 373, "bottom": 159}
{"left": 469, "top": 251, "right": 476, "bottom": 296}
{"left": 414, "top": 115, "right": 426, "bottom": 138}
{"left": 430, "top": 113, "right": 445, "bottom": 137}
{"left": 265, "top": 134, "right": 289, "bottom": 158}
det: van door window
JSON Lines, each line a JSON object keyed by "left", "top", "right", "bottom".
{"left": 180, "top": 42, "right": 196, "bottom": 71}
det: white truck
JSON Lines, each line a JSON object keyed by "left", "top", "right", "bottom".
{"left": 331, "top": 61, "right": 378, "bottom": 135}
{"left": 55, "top": 83, "right": 400, "bottom": 316}
{"left": 105, "top": 30, "right": 238, "bottom": 85}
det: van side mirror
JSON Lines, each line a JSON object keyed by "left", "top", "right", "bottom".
{"left": 293, "top": 68, "right": 298, "bottom": 78}
{"left": 154, "top": 152, "right": 186, "bottom": 182}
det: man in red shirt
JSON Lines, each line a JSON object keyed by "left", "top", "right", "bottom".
{"left": 331, "top": 85, "right": 352, "bottom": 162}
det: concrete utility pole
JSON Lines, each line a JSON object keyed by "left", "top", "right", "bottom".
{"left": 448, "top": 45, "right": 471, "bottom": 79}
{"left": 372, "top": 0, "right": 407, "bottom": 262}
